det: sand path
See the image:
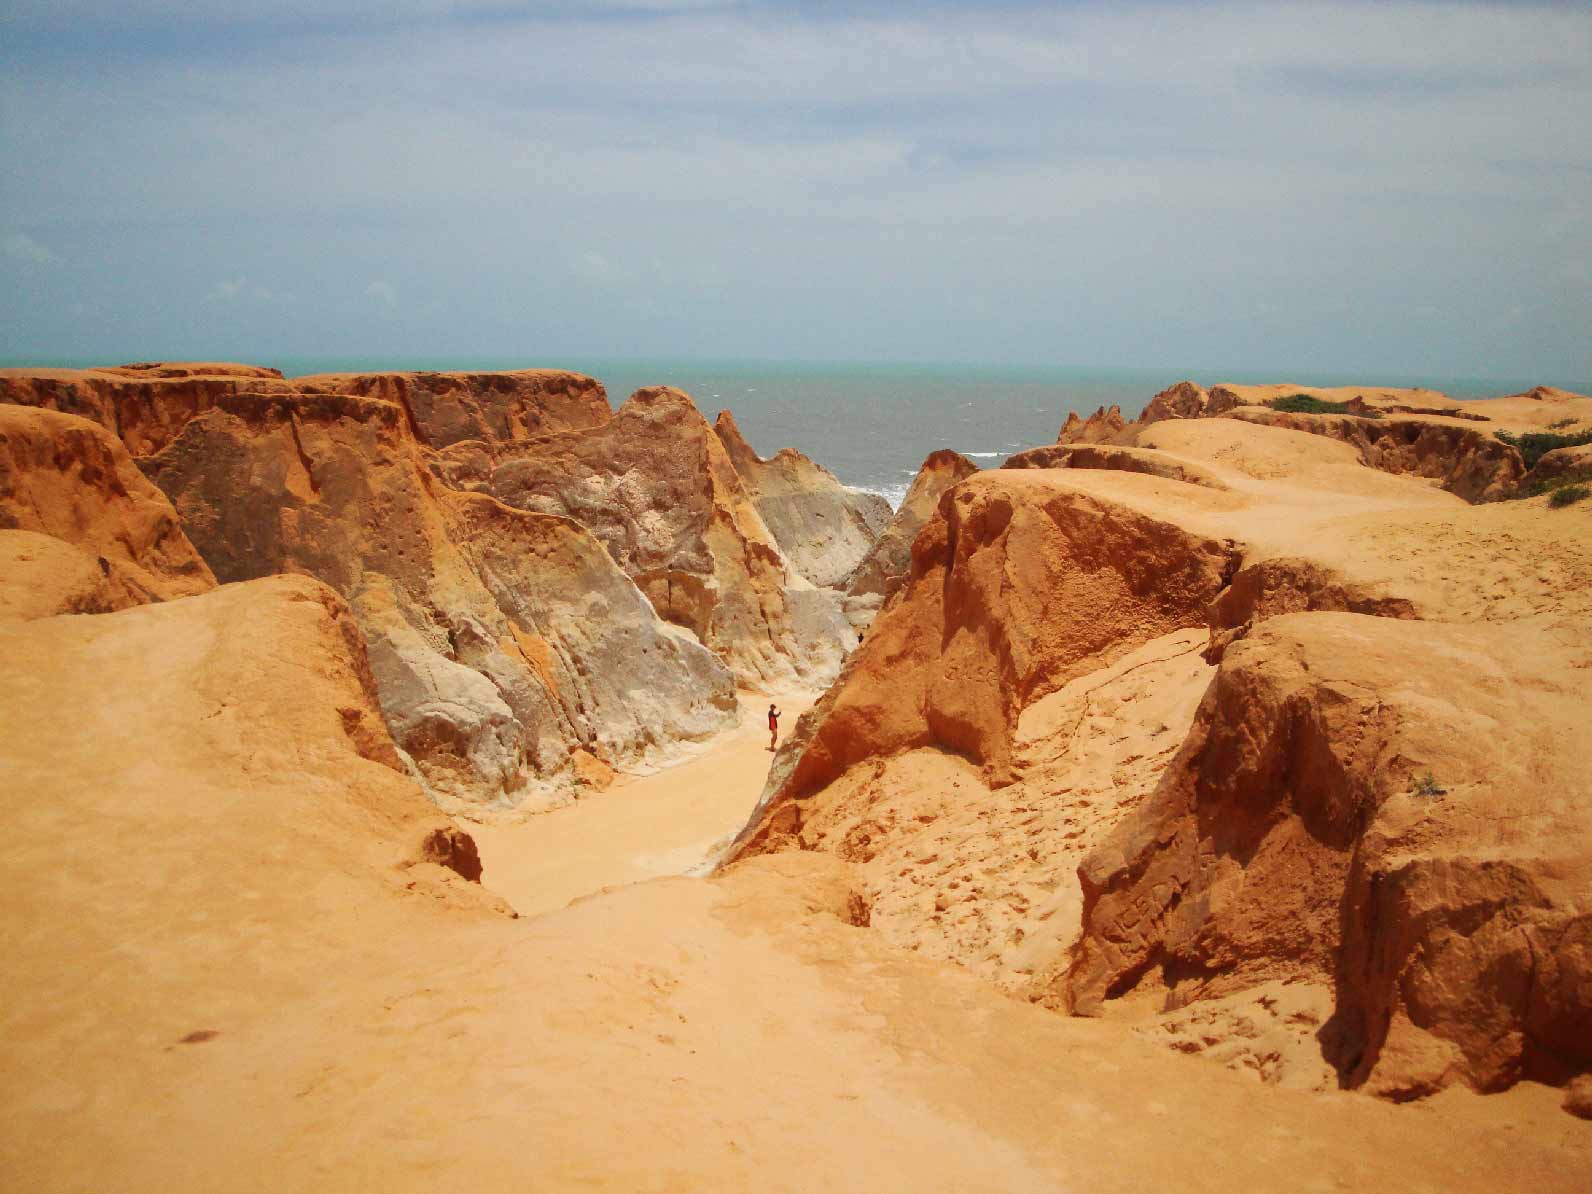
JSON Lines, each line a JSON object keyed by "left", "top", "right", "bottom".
{"left": 470, "top": 690, "right": 816, "bottom": 917}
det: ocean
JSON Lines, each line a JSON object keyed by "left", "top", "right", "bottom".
{"left": 19, "top": 356, "right": 1585, "bottom": 508}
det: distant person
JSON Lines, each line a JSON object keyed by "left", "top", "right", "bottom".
{"left": 767, "top": 704, "right": 780, "bottom": 752}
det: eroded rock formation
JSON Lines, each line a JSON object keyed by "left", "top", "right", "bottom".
{"left": 728, "top": 407, "right": 1592, "bottom": 1103}
{"left": 844, "top": 448, "right": 977, "bottom": 603}
{"left": 713, "top": 409, "right": 891, "bottom": 589}
{"left": 433, "top": 385, "right": 857, "bottom": 687}
{"left": 0, "top": 362, "right": 298, "bottom": 455}
{"left": 142, "top": 388, "right": 737, "bottom": 811}
{"left": 1055, "top": 378, "right": 1592, "bottom": 503}
{"left": 736, "top": 468, "right": 1236, "bottom": 829}
{"left": 302, "top": 368, "right": 611, "bottom": 449}
{"left": 0, "top": 361, "right": 887, "bottom": 808}
{"left": 0, "top": 404, "right": 215, "bottom": 610}
{"left": 1068, "top": 613, "right": 1591, "bottom": 1098}
{"left": 1003, "top": 442, "right": 1227, "bottom": 490}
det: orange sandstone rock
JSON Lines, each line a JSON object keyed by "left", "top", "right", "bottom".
{"left": 0, "top": 404, "right": 215, "bottom": 609}
{"left": 844, "top": 448, "right": 977, "bottom": 602}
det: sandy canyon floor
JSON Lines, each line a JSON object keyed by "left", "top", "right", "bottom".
{"left": 470, "top": 692, "right": 817, "bottom": 917}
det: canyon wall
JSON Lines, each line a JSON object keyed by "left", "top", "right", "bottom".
{"left": 729, "top": 404, "right": 1592, "bottom": 1101}
{"left": 1, "top": 364, "right": 882, "bottom": 809}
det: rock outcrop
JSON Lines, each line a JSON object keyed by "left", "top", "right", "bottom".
{"left": 434, "top": 385, "right": 857, "bottom": 687}
{"left": 1003, "top": 442, "right": 1228, "bottom": 490}
{"left": 1067, "top": 613, "right": 1592, "bottom": 1098}
{"left": 736, "top": 468, "right": 1236, "bottom": 832}
{"left": 301, "top": 368, "right": 610, "bottom": 449}
{"left": 1221, "top": 407, "right": 1524, "bottom": 502}
{"left": 0, "top": 362, "right": 888, "bottom": 805}
{"left": 0, "top": 404, "right": 216, "bottom": 610}
{"left": 142, "top": 388, "right": 737, "bottom": 811}
{"left": 713, "top": 410, "right": 891, "bottom": 589}
{"left": 1052, "top": 379, "right": 1580, "bottom": 503}
{"left": 844, "top": 449, "right": 977, "bottom": 603}
{"left": 0, "top": 362, "right": 298, "bottom": 456}
{"left": 728, "top": 412, "right": 1592, "bottom": 1103}
{"left": 1057, "top": 404, "right": 1130, "bottom": 444}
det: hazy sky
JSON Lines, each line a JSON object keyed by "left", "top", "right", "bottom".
{"left": 2, "top": 1, "right": 1590, "bottom": 379}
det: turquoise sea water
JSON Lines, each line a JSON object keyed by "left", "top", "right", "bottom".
{"left": 14, "top": 357, "right": 1584, "bottom": 507}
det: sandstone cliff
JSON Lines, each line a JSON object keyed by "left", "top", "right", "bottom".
{"left": 728, "top": 409, "right": 1592, "bottom": 1102}
{"left": 300, "top": 368, "right": 611, "bottom": 448}
{"left": 1056, "top": 378, "right": 1592, "bottom": 503}
{"left": 844, "top": 448, "right": 977, "bottom": 602}
{"left": 1069, "top": 611, "right": 1592, "bottom": 1098}
{"left": 141, "top": 388, "right": 737, "bottom": 811}
{"left": 0, "top": 362, "right": 298, "bottom": 455}
{"left": 713, "top": 409, "right": 891, "bottom": 589}
{"left": 433, "top": 385, "right": 858, "bottom": 686}
{"left": 0, "top": 404, "right": 215, "bottom": 612}
{"left": 0, "top": 362, "right": 888, "bottom": 807}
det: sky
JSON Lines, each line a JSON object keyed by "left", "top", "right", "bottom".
{"left": 2, "top": 1, "right": 1590, "bottom": 380}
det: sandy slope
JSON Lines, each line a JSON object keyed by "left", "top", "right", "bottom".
{"left": 471, "top": 691, "right": 816, "bottom": 916}
{"left": 3, "top": 578, "right": 1590, "bottom": 1191}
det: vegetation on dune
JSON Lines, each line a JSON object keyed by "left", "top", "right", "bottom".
{"left": 1270, "top": 394, "right": 1383, "bottom": 418}
{"left": 1548, "top": 483, "right": 1590, "bottom": 509}
{"left": 1494, "top": 427, "right": 1592, "bottom": 469}
{"left": 1412, "top": 772, "right": 1448, "bottom": 798}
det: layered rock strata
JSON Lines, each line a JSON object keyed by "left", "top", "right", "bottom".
{"left": 728, "top": 413, "right": 1592, "bottom": 1102}
{"left": 1069, "top": 613, "right": 1592, "bottom": 1098}
{"left": 1, "top": 362, "right": 885, "bottom": 807}
{"left": 433, "top": 385, "right": 858, "bottom": 687}
{"left": 713, "top": 410, "right": 891, "bottom": 589}
{"left": 141, "top": 388, "right": 737, "bottom": 812}
{"left": 0, "top": 404, "right": 216, "bottom": 610}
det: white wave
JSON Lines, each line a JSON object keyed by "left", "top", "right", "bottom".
{"left": 964, "top": 451, "right": 1006, "bottom": 458}
{"left": 850, "top": 482, "right": 909, "bottom": 510}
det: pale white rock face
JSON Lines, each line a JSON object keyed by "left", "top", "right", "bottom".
{"left": 782, "top": 581, "right": 859, "bottom": 688}
{"left": 713, "top": 409, "right": 892, "bottom": 590}
{"left": 137, "top": 384, "right": 739, "bottom": 813}
{"left": 467, "top": 387, "right": 870, "bottom": 688}
{"left": 360, "top": 603, "right": 530, "bottom": 811}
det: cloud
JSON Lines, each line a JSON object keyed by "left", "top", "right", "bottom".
{"left": 570, "top": 251, "right": 635, "bottom": 288}
{"left": 207, "top": 276, "right": 276, "bottom": 302}
{"left": 0, "top": 3, "right": 1588, "bottom": 376}
{"left": 364, "top": 279, "right": 398, "bottom": 308}
{"left": 3, "top": 232, "right": 58, "bottom": 264}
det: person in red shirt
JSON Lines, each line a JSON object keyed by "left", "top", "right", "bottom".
{"left": 767, "top": 704, "right": 780, "bottom": 752}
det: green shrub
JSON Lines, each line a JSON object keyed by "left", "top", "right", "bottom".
{"left": 1547, "top": 417, "right": 1579, "bottom": 431}
{"left": 1494, "top": 427, "right": 1592, "bottom": 469}
{"left": 1270, "top": 394, "right": 1383, "bottom": 419}
{"left": 1548, "top": 483, "right": 1590, "bottom": 508}
{"left": 1412, "top": 773, "right": 1447, "bottom": 798}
